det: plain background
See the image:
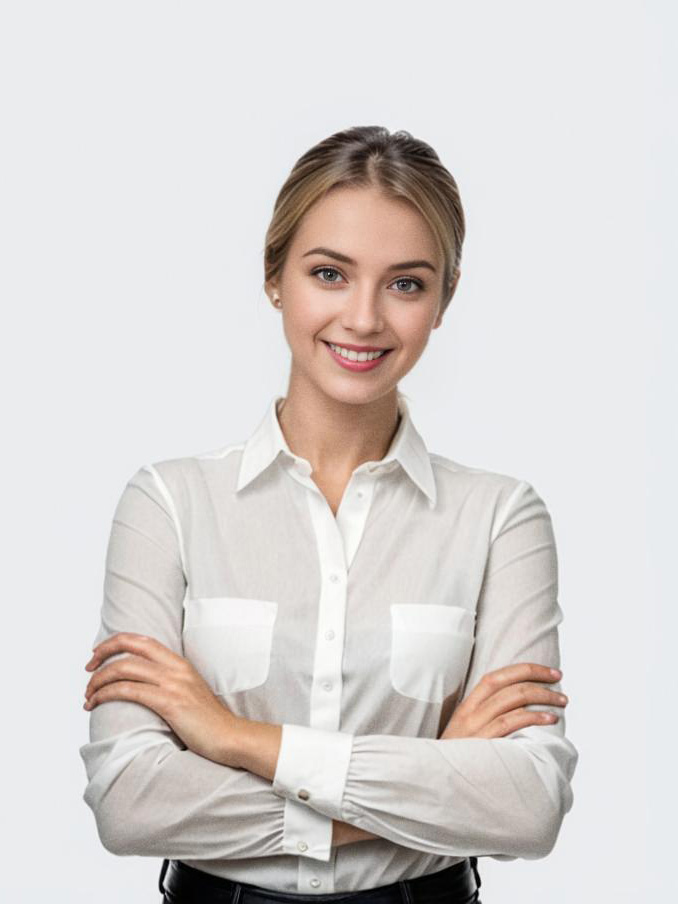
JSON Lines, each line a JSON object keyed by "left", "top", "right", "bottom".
{"left": 1, "top": 1, "right": 674, "bottom": 901}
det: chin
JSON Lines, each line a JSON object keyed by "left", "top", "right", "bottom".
{"left": 320, "top": 380, "right": 399, "bottom": 408}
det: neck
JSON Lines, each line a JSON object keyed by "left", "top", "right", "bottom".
{"left": 277, "top": 379, "right": 401, "bottom": 478}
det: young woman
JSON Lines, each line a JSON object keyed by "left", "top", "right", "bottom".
{"left": 80, "top": 126, "right": 577, "bottom": 904}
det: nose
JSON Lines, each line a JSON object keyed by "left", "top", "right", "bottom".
{"left": 339, "top": 282, "right": 385, "bottom": 336}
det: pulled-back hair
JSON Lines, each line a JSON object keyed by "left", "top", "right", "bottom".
{"left": 263, "top": 126, "right": 466, "bottom": 317}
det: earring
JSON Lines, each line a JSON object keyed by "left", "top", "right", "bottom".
{"left": 273, "top": 296, "right": 282, "bottom": 308}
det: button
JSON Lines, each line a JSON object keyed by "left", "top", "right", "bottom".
{"left": 309, "top": 878, "right": 321, "bottom": 889}
{"left": 321, "top": 681, "right": 333, "bottom": 692}
{"left": 297, "top": 840, "right": 308, "bottom": 852}
{"left": 325, "top": 629, "right": 335, "bottom": 641}
{"left": 297, "top": 788, "right": 310, "bottom": 800}
{"left": 329, "top": 573, "right": 340, "bottom": 583}
{"left": 356, "top": 489, "right": 364, "bottom": 498}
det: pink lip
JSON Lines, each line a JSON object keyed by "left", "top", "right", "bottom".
{"left": 325, "top": 341, "right": 389, "bottom": 352}
{"left": 323, "top": 340, "right": 392, "bottom": 372}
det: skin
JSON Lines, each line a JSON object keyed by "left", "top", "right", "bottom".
{"left": 268, "top": 183, "right": 454, "bottom": 511}
{"left": 83, "top": 184, "right": 569, "bottom": 848}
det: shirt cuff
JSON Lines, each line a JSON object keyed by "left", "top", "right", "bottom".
{"left": 281, "top": 797, "right": 333, "bottom": 861}
{"left": 272, "top": 723, "right": 354, "bottom": 821}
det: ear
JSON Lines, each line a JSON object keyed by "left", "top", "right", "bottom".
{"left": 433, "top": 268, "right": 461, "bottom": 329}
{"left": 265, "top": 277, "right": 280, "bottom": 305}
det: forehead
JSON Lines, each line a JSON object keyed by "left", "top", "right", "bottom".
{"left": 291, "top": 186, "right": 440, "bottom": 262}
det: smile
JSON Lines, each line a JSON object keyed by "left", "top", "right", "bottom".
{"left": 322, "top": 340, "right": 393, "bottom": 372}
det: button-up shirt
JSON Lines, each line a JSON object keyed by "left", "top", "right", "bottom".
{"left": 79, "top": 392, "right": 578, "bottom": 894}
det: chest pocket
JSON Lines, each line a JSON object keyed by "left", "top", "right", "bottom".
{"left": 389, "top": 603, "right": 476, "bottom": 703}
{"left": 182, "top": 597, "right": 278, "bottom": 695}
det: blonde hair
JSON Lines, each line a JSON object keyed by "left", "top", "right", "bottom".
{"left": 263, "top": 125, "right": 466, "bottom": 318}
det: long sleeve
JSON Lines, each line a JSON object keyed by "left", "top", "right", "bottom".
{"left": 271, "top": 481, "right": 579, "bottom": 860}
{"left": 79, "top": 465, "right": 333, "bottom": 862}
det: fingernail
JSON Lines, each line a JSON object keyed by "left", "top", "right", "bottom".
{"left": 550, "top": 668, "right": 562, "bottom": 677}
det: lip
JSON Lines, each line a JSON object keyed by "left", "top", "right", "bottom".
{"left": 323, "top": 341, "right": 391, "bottom": 352}
{"left": 322, "top": 340, "right": 393, "bottom": 372}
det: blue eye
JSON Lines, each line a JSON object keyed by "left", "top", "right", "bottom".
{"left": 311, "top": 266, "right": 345, "bottom": 284}
{"left": 392, "top": 277, "right": 424, "bottom": 294}
{"left": 310, "top": 266, "right": 425, "bottom": 294}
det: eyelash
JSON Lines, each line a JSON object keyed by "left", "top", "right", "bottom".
{"left": 310, "top": 266, "right": 425, "bottom": 295}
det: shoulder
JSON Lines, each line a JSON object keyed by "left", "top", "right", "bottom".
{"left": 428, "top": 452, "right": 551, "bottom": 536}
{"left": 125, "top": 440, "right": 247, "bottom": 503}
{"left": 429, "top": 450, "right": 528, "bottom": 496}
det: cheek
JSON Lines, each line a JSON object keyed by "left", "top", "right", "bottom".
{"left": 395, "top": 310, "right": 435, "bottom": 352}
{"left": 284, "top": 288, "right": 332, "bottom": 338}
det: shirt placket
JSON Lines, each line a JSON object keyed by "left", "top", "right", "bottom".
{"left": 282, "top": 455, "right": 383, "bottom": 892}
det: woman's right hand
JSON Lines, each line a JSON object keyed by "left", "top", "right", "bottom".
{"left": 439, "top": 663, "right": 568, "bottom": 740}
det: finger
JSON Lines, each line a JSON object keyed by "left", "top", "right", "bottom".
{"left": 83, "top": 679, "right": 170, "bottom": 714}
{"left": 462, "top": 662, "right": 563, "bottom": 709}
{"left": 475, "top": 681, "right": 568, "bottom": 724}
{"left": 85, "top": 653, "right": 164, "bottom": 700}
{"left": 85, "top": 632, "right": 178, "bottom": 671}
{"left": 474, "top": 707, "right": 560, "bottom": 739}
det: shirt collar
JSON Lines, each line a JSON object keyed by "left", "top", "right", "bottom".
{"left": 236, "top": 392, "right": 437, "bottom": 507}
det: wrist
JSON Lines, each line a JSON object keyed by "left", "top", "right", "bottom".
{"left": 222, "top": 715, "right": 283, "bottom": 782}
{"left": 219, "top": 713, "right": 249, "bottom": 769}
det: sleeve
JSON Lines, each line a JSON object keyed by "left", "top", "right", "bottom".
{"left": 78, "top": 464, "right": 334, "bottom": 862}
{"left": 271, "top": 481, "right": 579, "bottom": 860}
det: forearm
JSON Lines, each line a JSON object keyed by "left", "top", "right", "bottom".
{"left": 228, "top": 717, "right": 378, "bottom": 846}
{"left": 81, "top": 698, "right": 290, "bottom": 859}
{"left": 226, "top": 715, "right": 282, "bottom": 778}
{"left": 270, "top": 723, "right": 577, "bottom": 859}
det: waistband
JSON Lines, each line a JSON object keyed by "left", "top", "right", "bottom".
{"left": 159, "top": 857, "right": 482, "bottom": 904}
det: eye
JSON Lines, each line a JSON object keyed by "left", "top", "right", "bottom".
{"left": 311, "top": 266, "right": 346, "bottom": 285}
{"left": 309, "top": 267, "right": 425, "bottom": 295}
{"left": 390, "top": 277, "right": 425, "bottom": 294}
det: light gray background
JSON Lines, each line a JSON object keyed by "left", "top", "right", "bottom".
{"left": 1, "top": 1, "right": 674, "bottom": 901}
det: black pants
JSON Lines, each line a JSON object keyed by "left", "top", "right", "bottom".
{"left": 159, "top": 857, "right": 482, "bottom": 904}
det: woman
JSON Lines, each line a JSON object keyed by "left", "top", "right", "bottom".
{"left": 80, "top": 126, "right": 577, "bottom": 904}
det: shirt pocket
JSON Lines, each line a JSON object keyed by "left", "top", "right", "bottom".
{"left": 182, "top": 597, "right": 279, "bottom": 695}
{"left": 389, "top": 603, "right": 476, "bottom": 703}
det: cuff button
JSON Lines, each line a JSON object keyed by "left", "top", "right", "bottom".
{"left": 297, "top": 788, "right": 310, "bottom": 800}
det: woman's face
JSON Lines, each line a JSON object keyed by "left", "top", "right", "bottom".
{"left": 268, "top": 184, "right": 456, "bottom": 406}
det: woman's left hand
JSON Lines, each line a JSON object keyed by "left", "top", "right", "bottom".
{"left": 83, "top": 632, "right": 241, "bottom": 766}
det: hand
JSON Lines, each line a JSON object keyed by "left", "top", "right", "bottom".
{"left": 439, "top": 663, "right": 568, "bottom": 740}
{"left": 83, "top": 632, "right": 240, "bottom": 765}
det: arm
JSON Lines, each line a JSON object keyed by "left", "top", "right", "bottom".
{"left": 232, "top": 481, "right": 579, "bottom": 860}
{"left": 78, "top": 464, "right": 335, "bottom": 861}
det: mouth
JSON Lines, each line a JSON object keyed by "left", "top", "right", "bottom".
{"left": 321, "top": 340, "right": 394, "bottom": 372}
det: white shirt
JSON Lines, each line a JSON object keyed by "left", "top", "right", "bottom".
{"left": 79, "top": 391, "right": 578, "bottom": 894}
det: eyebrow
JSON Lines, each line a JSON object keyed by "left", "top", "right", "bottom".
{"left": 302, "top": 246, "right": 437, "bottom": 274}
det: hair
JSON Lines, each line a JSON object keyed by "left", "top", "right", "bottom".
{"left": 263, "top": 125, "right": 466, "bottom": 318}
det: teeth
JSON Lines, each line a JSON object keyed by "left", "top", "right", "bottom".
{"left": 328, "top": 343, "right": 387, "bottom": 362}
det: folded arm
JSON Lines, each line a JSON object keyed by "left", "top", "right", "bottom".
{"left": 78, "top": 465, "right": 336, "bottom": 862}
{"left": 235, "top": 481, "right": 579, "bottom": 860}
